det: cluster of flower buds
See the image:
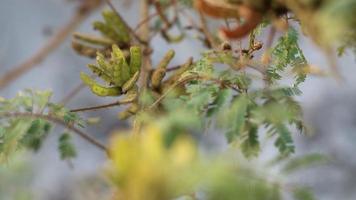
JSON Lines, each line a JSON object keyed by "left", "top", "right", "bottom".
{"left": 80, "top": 45, "right": 141, "bottom": 97}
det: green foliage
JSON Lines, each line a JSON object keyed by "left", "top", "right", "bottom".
{"left": 0, "top": 90, "right": 84, "bottom": 162}
{"left": 204, "top": 167, "right": 281, "bottom": 200}
{"left": 222, "top": 94, "right": 249, "bottom": 143}
{"left": 0, "top": 153, "right": 34, "bottom": 200}
{"left": 58, "top": 133, "right": 77, "bottom": 160}
{"left": 293, "top": 187, "right": 316, "bottom": 200}
{"left": 158, "top": 48, "right": 305, "bottom": 157}
{"left": 21, "top": 119, "right": 52, "bottom": 151}
{"left": 240, "top": 122, "right": 260, "bottom": 157}
{"left": 0, "top": 119, "right": 33, "bottom": 163}
{"left": 282, "top": 153, "right": 329, "bottom": 173}
{"left": 318, "top": 0, "right": 356, "bottom": 51}
{"left": 5, "top": 2, "right": 351, "bottom": 199}
{"left": 269, "top": 28, "right": 308, "bottom": 87}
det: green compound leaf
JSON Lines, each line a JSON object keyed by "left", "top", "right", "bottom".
{"left": 0, "top": 119, "right": 32, "bottom": 163}
{"left": 282, "top": 153, "right": 329, "bottom": 173}
{"left": 58, "top": 133, "right": 77, "bottom": 160}
{"left": 269, "top": 27, "right": 308, "bottom": 87}
{"left": 240, "top": 122, "right": 260, "bottom": 158}
{"left": 207, "top": 89, "right": 232, "bottom": 117}
{"left": 21, "top": 119, "right": 52, "bottom": 152}
{"left": 221, "top": 94, "right": 249, "bottom": 143}
{"left": 271, "top": 123, "right": 295, "bottom": 156}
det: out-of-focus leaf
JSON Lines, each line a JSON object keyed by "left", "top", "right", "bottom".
{"left": 293, "top": 187, "right": 316, "bottom": 200}
{"left": 58, "top": 133, "right": 77, "bottom": 160}
{"left": 282, "top": 153, "right": 329, "bottom": 173}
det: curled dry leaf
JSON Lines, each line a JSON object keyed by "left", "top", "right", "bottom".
{"left": 194, "top": 0, "right": 262, "bottom": 39}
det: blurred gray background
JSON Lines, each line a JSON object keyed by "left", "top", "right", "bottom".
{"left": 0, "top": 0, "right": 355, "bottom": 199}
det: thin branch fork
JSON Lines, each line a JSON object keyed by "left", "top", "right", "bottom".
{"left": 0, "top": 112, "right": 108, "bottom": 153}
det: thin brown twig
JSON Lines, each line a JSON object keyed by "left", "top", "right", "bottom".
{"left": 265, "top": 26, "right": 276, "bottom": 50}
{"left": 153, "top": 1, "right": 171, "bottom": 28}
{"left": 60, "top": 82, "right": 86, "bottom": 105}
{"left": 70, "top": 100, "right": 133, "bottom": 113}
{"left": 148, "top": 74, "right": 241, "bottom": 110}
{"left": 0, "top": 1, "right": 102, "bottom": 90}
{"left": 0, "top": 112, "right": 108, "bottom": 153}
{"left": 134, "top": 12, "right": 159, "bottom": 32}
{"left": 166, "top": 65, "right": 182, "bottom": 72}
{"left": 139, "top": 0, "right": 153, "bottom": 88}
{"left": 198, "top": 11, "right": 219, "bottom": 49}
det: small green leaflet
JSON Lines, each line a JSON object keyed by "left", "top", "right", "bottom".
{"left": 58, "top": 133, "right": 77, "bottom": 160}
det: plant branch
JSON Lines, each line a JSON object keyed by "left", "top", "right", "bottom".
{"left": 60, "top": 82, "right": 86, "bottom": 105}
{"left": 139, "top": 0, "right": 153, "bottom": 88}
{"left": 70, "top": 100, "right": 133, "bottom": 113}
{"left": 0, "top": 1, "right": 102, "bottom": 90}
{"left": 134, "top": 12, "right": 159, "bottom": 32}
{"left": 148, "top": 74, "right": 241, "bottom": 110}
{"left": 0, "top": 112, "right": 108, "bottom": 153}
{"left": 198, "top": 11, "right": 219, "bottom": 49}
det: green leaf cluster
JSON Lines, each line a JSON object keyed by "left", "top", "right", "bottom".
{"left": 0, "top": 90, "right": 83, "bottom": 162}
{"left": 58, "top": 133, "right": 77, "bottom": 160}
{"left": 153, "top": 47, "right": 306, "bottom": 157}
{"left": 269, "top": 28, "right": 308, "bottom": 86}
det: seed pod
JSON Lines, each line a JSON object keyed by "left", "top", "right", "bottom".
{"left": 102, "top": 10, "right": 130, "bottom": 43}
{"left": 122, "top": 71, "right": 140, "bottom": 93}
{"left": 80, "top": 72, "right": 122, "bottom": 97}
{"left": 73, "top": 32, "right": 114, "bottom": 46}
{"left": 121, "top": 87, "right": 139, "bottom": 102}
{"left": 151, "top": 50, "right": 175, "bottom": 89}
{"left": 111, "top": 45, "right": 131, "bottom": 86}
{"left": 90, "top": 84, "right": 122, "bottom": 97}
{"left": 118, "top": 103, "right": 139, "bottom": 120}
{"left": 87, "top": 64, "right": 113, "bottom": 84}
{"left": 93, "top": 21, "right": 120, "bottom": 42}
{"left": 72, "top": 41, "right": 99, "bottom": 58}
{"left": 129, "top": 46, "right": 142, "bottom": 75}
{"left": 80, "top": 72, "right": 96, "bottom": 87}
{"left": 165, "top": 57, "right": 193, "bottom": 85}
{"left": 96, "top": 52, "right": 112, "bottom": 72}
{"left": 161, "top": 31, "right": 185, "bottom": 43}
